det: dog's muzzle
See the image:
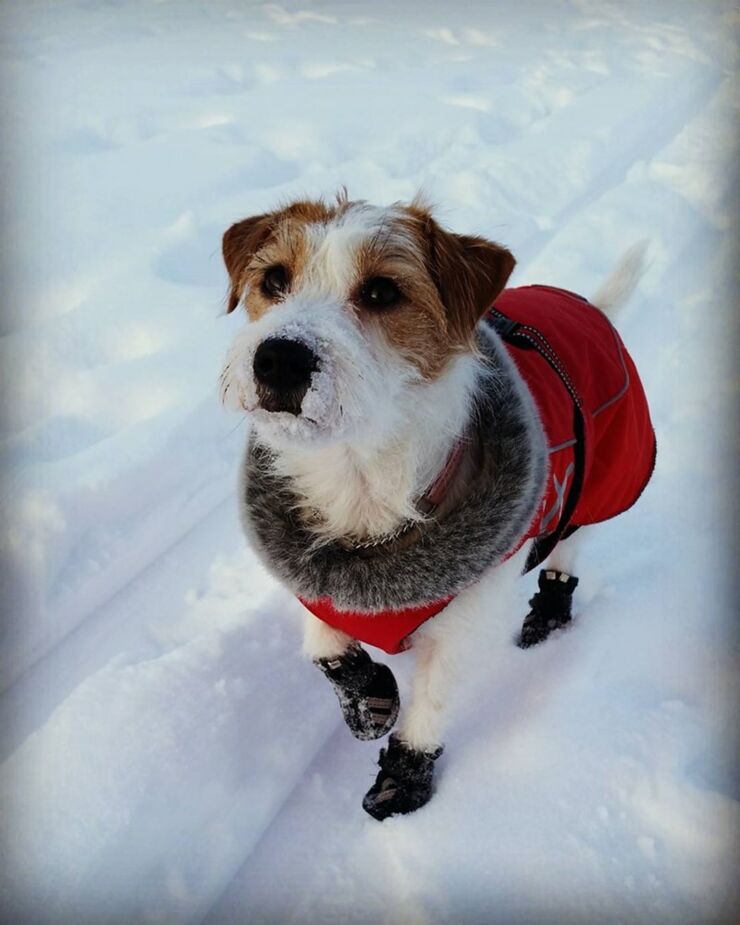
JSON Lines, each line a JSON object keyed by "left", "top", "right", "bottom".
{"left": 253, "top": 337, "right": 319, "bottom": 415}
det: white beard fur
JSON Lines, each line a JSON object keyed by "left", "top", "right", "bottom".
{"left": 270, "top": 351, "right": 483, "bottom": 542}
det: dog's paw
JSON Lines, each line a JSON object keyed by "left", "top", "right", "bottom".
{"left": 316, "top": 647, "right": 399, "bottom": 740}
{"left": 517, "top": 615, "right": 571, "bottom": 648}
{"left": 517, "top": 568, "right": 578, "bottom": 649}
{"left": 362, "top": 733, "right": 443, "bottom": 820}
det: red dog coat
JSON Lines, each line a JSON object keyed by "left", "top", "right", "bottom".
{"left": 301, "top": 285, "right": 656, "bottom": 653}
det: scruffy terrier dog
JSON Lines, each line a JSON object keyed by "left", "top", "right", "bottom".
{"left": 220, "top": 193, "right": 655, "bottom": 820}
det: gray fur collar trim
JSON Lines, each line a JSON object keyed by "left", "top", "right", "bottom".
{"left": 238, "top": 324, "right": 548, "bottom": 612}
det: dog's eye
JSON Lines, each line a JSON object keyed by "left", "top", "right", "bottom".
{"left": 359, "top": 276, "right": 402, "bottom": 310}
{"left": 261, "top": 265, "right": 290, "bottom": 298}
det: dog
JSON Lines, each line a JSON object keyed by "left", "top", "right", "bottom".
{"left": 219, "top": 193, "right": 656, "bottom": 820}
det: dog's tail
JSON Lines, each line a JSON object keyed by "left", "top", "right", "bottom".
{"left": 589, "top": 240, "right": 649, "bottom": 320}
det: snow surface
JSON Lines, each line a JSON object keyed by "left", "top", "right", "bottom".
{"left": 1, "top": 1, "right": 738, "bottom": 923}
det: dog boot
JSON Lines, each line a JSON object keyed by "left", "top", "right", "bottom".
{"left": 315, "top": 645, "right": 399, "bottom": 741}
{"left": 362, "top": 733, "right": 444, "bottom": 820}
{"left": 517, "top": 569, "right": 579, "bottom": 649}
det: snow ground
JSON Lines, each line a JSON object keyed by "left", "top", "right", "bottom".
{"left": 0, "top": 1, "right": 738, "bottom": 923}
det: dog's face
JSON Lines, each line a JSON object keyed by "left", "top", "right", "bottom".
{"left": 220, "top": 195, "right": 515, "bottom": 449}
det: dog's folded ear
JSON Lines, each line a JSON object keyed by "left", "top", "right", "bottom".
{"left": 222, "top": 213, "right": 274, "bottom": 313}
{"left": 422, "top": 217, "right": 516, "bottom": 343}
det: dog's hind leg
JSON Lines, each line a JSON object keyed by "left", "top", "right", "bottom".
{"left": 546, "top": 526, "right": 584, "bottom": 575}
{"left": 303, "top": 613, "right": 400, "bottom": 742}
{"left": 517, "top": 530, "right": 583, "bottom": 649}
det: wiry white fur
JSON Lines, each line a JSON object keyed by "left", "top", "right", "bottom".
{"left": 302, "top": 613, "right": 353, "bottom": 661}
{"left": 303, "top": 202, "right": 400, "bottom": 294}
{"left": 275, "top": 353, "right": 481, "bottom": 540}
{"left": 589, "top": 240, "right": 649, "bottom": 319}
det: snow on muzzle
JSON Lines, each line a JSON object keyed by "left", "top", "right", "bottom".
{"left": 221, "top": 296, "right": 385, "bottom": 441}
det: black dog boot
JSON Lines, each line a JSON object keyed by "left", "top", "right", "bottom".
{"left": 517, "top": 569, "right": 579, "bottom": 649}
{"left": 362, "top": 733, "right": 443, "bottom": 820}
{"left": 315, "top": 646, "right": 399, "bottom": 741}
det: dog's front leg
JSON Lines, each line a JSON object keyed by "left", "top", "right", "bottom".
{"left": 362, "top": 630, "right": 446, "bottom": 820}
{"left": 303, "top": 613, "right": 399, "bottom": 741}
{"left": 362, "top": 547, "right": 530, "bottom": 820}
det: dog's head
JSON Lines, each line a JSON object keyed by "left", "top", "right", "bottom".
{"left": 219, "top": 194, "right": 515, "bottom": 449}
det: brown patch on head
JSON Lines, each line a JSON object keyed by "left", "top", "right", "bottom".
{"left": 222, "top": 212, "right": 275, "bottom": 313}
{"left": 222, "top": 194, "right": 351, "bottom": 316}
{"left": 352, "top": 222, "right": 451, "bottom": 379}
{"left": 352, "top": 203, "right": 515, "bottom": 379}
{"left": 406, "top": 202, "right": 516, "bottom": 347}
{"left": 281, "top": 198, "right": 341, "bottom": 224}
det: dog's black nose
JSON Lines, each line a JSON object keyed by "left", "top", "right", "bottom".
{"left": 253, "top": 338, "right": 319, "bottom": 393}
